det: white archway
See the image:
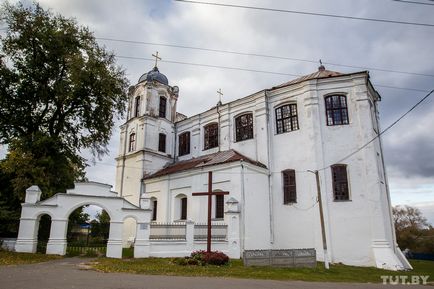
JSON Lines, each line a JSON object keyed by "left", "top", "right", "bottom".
{"left": 15, "top": 182, "right": 151, "bottom": 258}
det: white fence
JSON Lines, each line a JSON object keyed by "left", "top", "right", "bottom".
{"left": 149, "top": 222, "right": 228, "bottom": 241}
{"left": 150, "top": 223, "right": 187, "bottom": 240}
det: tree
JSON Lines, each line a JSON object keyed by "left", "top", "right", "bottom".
{"left": 90, "top": 210, "right": 110, "bottom": 242}
{"left": 0, "top": 3, "right": 128, "bottom": 204}
{"left": 393, "top": 205, "right": 433, "bottom": 253}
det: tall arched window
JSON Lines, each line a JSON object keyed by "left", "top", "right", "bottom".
{"left": 151, "top": 198, "right": 158, "bottom": 221}
{"left": 215, "top": 194, "right": 224, "bottom": 219}
{"left": 134, "top": 96, "right": 140, "bottom": 117}
{"left": 180, "top": 197, "right": 187, "bottom": 220}
{"left": 325, "top": 95, "right": 349, "bottom": 126}
{"left": 179, "top": 131, "right": 190, "bottom": 156}
{"left": 204, "top": 122, "right": 218, "bottom": 150}
{"left": 235, "top": 113, "right": 253, "bottom": 142}
{"left": 159, "top": 96, "right": 167, "bottom": 118}
{"left": 275, "top": 104, "right": 299, "bottom": 134}
{"left": 331, "top": 164, "right": 350, "bottom": 201}
{"left": 128, "top": 133, "right": 136, "bottom": 152}
{"left": 158, "top": 133, "right": 166, "bottom": 153}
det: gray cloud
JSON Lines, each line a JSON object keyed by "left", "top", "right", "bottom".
{"left": 7, "top": 0, "right": 433, "bottom": 213}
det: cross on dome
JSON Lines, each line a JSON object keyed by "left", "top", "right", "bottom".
{"left": 152, "top": 51, "right": 162, "bottom": 68}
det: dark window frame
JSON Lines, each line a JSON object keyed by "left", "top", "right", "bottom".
{"left": 178, "top": 131, "right": 191, "bottom": 156}
{"left": 331, "top": 164, "right": 350, "bottom": 201}
{"left": 235, "top": 113, "right": 254, "bottom": 142}
{"left": 275, "top": 103, "right": 299, "bottom": 134}
{"left": 325, "top": 95, "right": 349, "bottom": 126}
{"left": 282, "top": 169, "right": 297, "bottom": 204}
{"left": 134, "top": 96, "right": 140, "bottom": 117}
{"left": 159, "top": 96, "right": 167, "bottom": 118}
{"left": 158, "top": 133, "right": 166, "bottom": 153}
{"left": 180, "top": 197, "right": 187, "bottom": 220}
{"left": 128, "top": 133, "right": 136, "bottom": 152}
{"left": 215, "top": 194, "right": 224, "bottom": 219}
{"left": 204, "top": 122, "right": 219, "bottom": 150}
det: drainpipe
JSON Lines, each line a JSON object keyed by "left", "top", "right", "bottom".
{"left": 217, "top": 104, "right": 222, "bottom": 152}
{"left": 240, "top": 160, "right": 246, "bottom": 253}
{"left": 173, "top": 124, "right": 177, "bottom": 163}
{"left": 264, "top": 89, "right": 274, "bottom": 244}
{"left": 119, "top": 121, "right": 129, "bottom": 198}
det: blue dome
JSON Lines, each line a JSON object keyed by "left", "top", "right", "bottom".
{"left": 138, "top": 66, "right": 169, "bottom": 85}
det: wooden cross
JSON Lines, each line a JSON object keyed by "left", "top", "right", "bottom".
{"left": 217, "top": 88, "right": 223, "bottom": 104}
{"left": 152, "top": 51, "right": 162, "bottom": 67}
{"left": 192, "top": 171, "right": 229, "bottom": 252}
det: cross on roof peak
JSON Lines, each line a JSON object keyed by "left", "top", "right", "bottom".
{"left": 217, "top": 88, "right": 223, "bottom": 105}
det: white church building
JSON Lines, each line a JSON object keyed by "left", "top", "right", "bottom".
{"left": 113, "top": 62, "right": 410, "bottom": 270}
{"left": 14, "top": 61, "right": 411, "bottom": 270}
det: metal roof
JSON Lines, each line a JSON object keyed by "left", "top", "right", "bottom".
{"left": 144, "top": 149, "right": 267, "bottom": 180}
{"left": 271, "top": 68, "right": 368, "bottom": 90}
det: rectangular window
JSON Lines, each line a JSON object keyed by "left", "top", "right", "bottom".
{"left": 276, "top": 104, "right": 299, "bottom": 134}
{"left": 181, "top": 198, "right": 187, "bottom": 220}
{"left": 159, "top": 96, "right": 167, "bottom": 118}
{"left": 235, "top": 113, "right": 254, "bottom": 142}
{"left": 178, "top": 132, "right": 190, "bottom": 156}
{"left": 325, "top": 95, "right": 349, "bottom": 126}
{"left": 332, "top": 165, "right": 350, "bottom": 201}
{"left": 283, "top": 169, "right": 296, "bottom": 204}
{"left": 134, "top": 96, "right": 140, "bottom": 117}
{"left": 215, "top": 195, "right": 224, "bottom": 219}
{"left": 152, "top": 200, "right": 157, "bottom": 221}
{"left": 204, "top": 123, "right": 218, "bottom": 150}
{"left": 128, "top": 133, "right": 136, "bottom": 152}
{"left": 158, "top": 133, "right": 166, "bottom": 153}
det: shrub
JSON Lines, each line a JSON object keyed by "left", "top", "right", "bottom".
{"left": 191, "top": 250, "right": 229, "bottom": 266}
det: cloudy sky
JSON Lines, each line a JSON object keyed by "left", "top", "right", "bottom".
{"left": 2, "top": 0, "right": 434, "bottom": 223}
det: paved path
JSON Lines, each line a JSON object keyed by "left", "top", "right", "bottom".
{"left": 0, "top": 258, "right": 426, "bottom": 289}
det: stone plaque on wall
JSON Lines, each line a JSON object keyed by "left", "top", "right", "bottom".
{"left": 243, "top": 248, "right": 316, "bottom": 268}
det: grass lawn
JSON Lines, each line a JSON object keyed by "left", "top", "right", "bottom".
{"left": 0, "top": 250, "right": 62, "bottom": 265}
{"left": 93, "top": 258, "right": 434, "bottom": 283}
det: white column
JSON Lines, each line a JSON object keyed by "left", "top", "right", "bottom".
{"left": 226, "top": 212, "right": 241, "bottom": 259}
{"left": 134, "top": 222, "right": 150, "bottom": 258}
{"left": 46, "top": 219, "right": 68, "bottom": 255}
{"left": 185, "top": 220, "right": 194, "bottom": 251}
{"left": 15, "top": 218, "right": 39, "bottom": 253}
{"left": 106, "top": 221, "right": 123, "bottom": 258}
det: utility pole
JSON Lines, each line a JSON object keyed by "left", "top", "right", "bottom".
{"left": 309, "top": 170, "right": 330, "bottom": 269}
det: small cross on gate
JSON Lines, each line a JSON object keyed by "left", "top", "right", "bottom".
{"left": 192, "top": 171, "right": 229, "bottom": 253}
{"left": 152, "top": 51, "right": 162, "bottom": 67}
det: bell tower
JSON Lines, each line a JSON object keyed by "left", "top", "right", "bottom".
{"left": 115, "top": 55, "right": 179, "bottom": 206}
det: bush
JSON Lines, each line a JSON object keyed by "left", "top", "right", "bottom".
{"left": 191, "top": 250, "right": 229, "bottom": 266}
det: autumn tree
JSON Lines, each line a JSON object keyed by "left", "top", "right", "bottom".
{"left": 0, "top": 2, "right": 128, "bottom": 234}
{"left": 393, "top": 205, "right": 433, "bottom": 253}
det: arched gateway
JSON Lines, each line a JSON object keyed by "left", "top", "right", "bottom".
{"left": 15, "top": 182, "right": 151, "bottom": 258}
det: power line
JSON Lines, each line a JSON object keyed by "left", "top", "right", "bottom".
{"left": 97, "top": 37, "right": 434, "bottom": 78}
{"left": 391, "top": 0, "right": 434, "bottom": 6}
{"left": 116, "top": 54, "right": 299, "bottom": 77}
{"left": 174, "top": 0, "right": 434, "bottom": 28}
{"left": 317, "top": 88, "right": 434, "bottom": 171}
{"left": 115, "top": 54, "right": 432, "bottom": 93}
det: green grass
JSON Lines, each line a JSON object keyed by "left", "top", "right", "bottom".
{"left": 92, "top": 258, "right": 434, "bottom": 283}
{"left": 0, "top": 250, "right": 61, "bottom": 265}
